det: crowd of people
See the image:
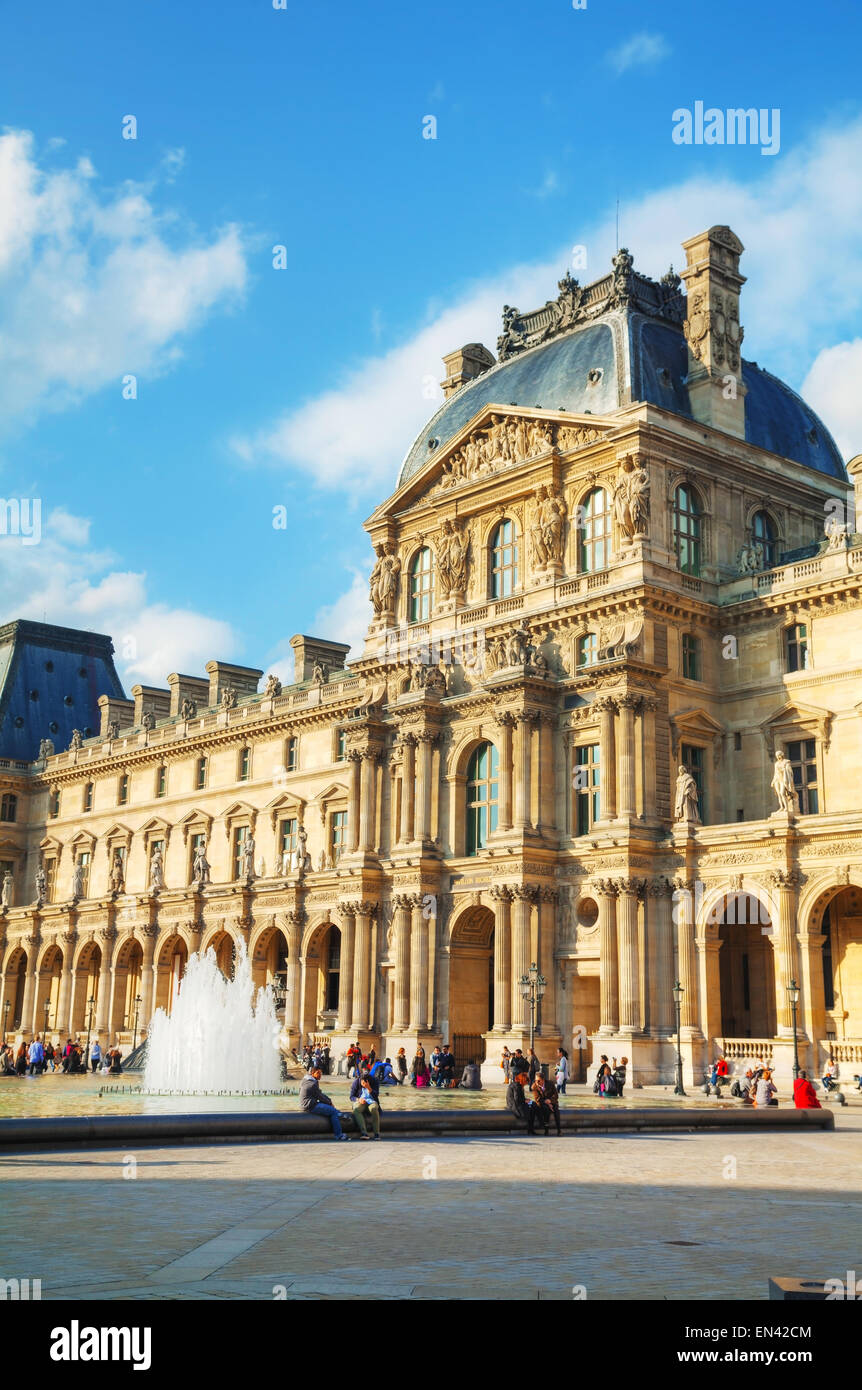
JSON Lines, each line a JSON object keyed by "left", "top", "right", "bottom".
{"left": 0, "top": 1036, "right": 123, "bottom": 1077}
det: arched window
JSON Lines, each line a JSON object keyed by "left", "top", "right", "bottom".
{"left": 674, "top": 484, "right": 702, "bottom": 576}
{"left": 576, "top": 632, "right": 598, "bottom": 668}
{"left": 579, "top": 488, "right": 611, "bottom": 573}
{"left": 490, "top": 519, "right": 519, "bottom": 598}
{"left": 409, "top": 547, "right": 434, "bottom": 622}
{"left": 752, "top": 510, "right": 776, "bottom": 568}
{"left": 466, "top": 742, "right": 499, "bottom": 855}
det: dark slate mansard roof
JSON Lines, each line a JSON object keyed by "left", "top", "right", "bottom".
{"left": 397, "top": 257, "right": 847, "bottom": 487}
{"left": 0, "top": 620, "right": 126, "bottom": 761}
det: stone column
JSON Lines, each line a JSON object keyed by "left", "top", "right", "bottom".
{"left": 392, "top": 895, "right": 412, "bottom": 1030}
{"left": 358, "top": 754, "right": 377, "bottom": 854}
{"left": 339, "top": 904, "right": 356, "bottom": 1032}
{"left": 95, "top": 929, "right": 116, "bottom": 1036}
{"left": 673, "top": 877, "right": 699, "bottom": 1033}
{"left": 140, "top": 926, "right": 158, "bottom": 1031}
{"left": 495, "top": 714, "right": 515, "bottom": 831}
{"left": 537, "top": 887, "right": 558, "bottom": 1032}
{"left": 56, "top": 935, "right": 77, "bottom": 1035}
{"left": 596, "top": 881, "right": 619, "bottom": 1034}
{"left": 595, "top": 698, "right": 617, "bottom": 821}
{"left": 490, "top": 886, "right": 512, "bottom": 1031}
{"left": 351, "top": 901, "right": 376, "bottom": 1031}
{"left": 399, "top": 735, "right": 416, "bottom": 842}
{"left": 284, "top": 911, "right": 304, "bottom": 1037}
{"left": 647, "top": 879, "right": 675, "bottom": 1036}
{"left": 415, "top": 734, "right": 436, "bottom": 843}
{"left": 409, "top": 895, "right": 429, "bottom": 1032}
{"left": 770, "top": 870, "right": 803, "bottom": 1035}
{"left": 510, "top": 886, "right": 536, "bottom": 1029}
{"left": 514, "top": 714, "right": 534, "bottom": 830}
{"left": 347, "top": 751, "right": 362, "bottom": 852}
{"left": 642, "top": 698, "right": 659, "bottom": 823}
{"left": 21, "top": 935, "right": 40, "bottom": 1036}
{"left": 616, "top": 878, "right": 642, "bottom": 1032}
{"left": 538, "top": 714, "right": 556, "bottom": 834}
{"left": 617, "top": 696, "right": 639, "bottom": 820}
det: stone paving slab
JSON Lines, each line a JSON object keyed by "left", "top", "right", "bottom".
{"left": 0, "top": 1111, "right": 857, "bottom": 1301}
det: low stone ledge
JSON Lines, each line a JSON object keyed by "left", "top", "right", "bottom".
{"left": 0, "top": 1105, "right": 834, "bottom": 1151}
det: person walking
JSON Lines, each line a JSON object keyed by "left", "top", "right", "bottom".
{"left": 506, "top": 1070, "right": 536, "bottom": 1135}
{"left": 612, "top": 1056, "right": 628, "bottom": 1098}
{"left": 501, "top": 1047, "right": 511, "bottom": 1082}
{"left": 526, "top": 1048, "right": 540, "bottom": 1085}
{"left": 299, "top": 1066, "right": 348, "bottom": 1140}
{"left": 753, "top": 1068, "right": 778, "bottom": 1107}
{"left": 350, "top": 1072, "right": 381, "bottom": 1140}
{"left": 27, "top": 1035, "right": 44, "bottom": 1076}
{"left": 395, "top": 1047, "right": 408, "bottom": 1085}
{"left": 44, "top": 1040, "right": 56, "bottom": 1072}
{"left": 90, "top": 1039, "right": 102, "bottom": 1073}
{"left": 15, "top": 1042, "right": 28, "bottom": 1075}
{"left": 793, "top": 1070, "right": 821, "bottom": 1109}
{"left": 555, "top": 1048, "right": 569, "bottom": 1096}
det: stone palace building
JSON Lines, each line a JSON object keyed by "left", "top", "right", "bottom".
{"left": 2, "top": 223, "right": 862, "bottom": 1086}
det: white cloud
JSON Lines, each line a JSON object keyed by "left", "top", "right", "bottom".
{"left": 0, "top": 130, "right": 248, "bottom": 432}
{"left": 606, "top": 32, "right": 671, "bottom": 75}
{"left": 312, "top": 567, "right": 372, "bottom": 663}
{"left": 801, "top": 340, "right": 862, "bottom": 461}
{"left": 233, "top": 117, "right": 862, "bottom": 492}
{"left": 0, "top": 508, "right": 237, "bottom": 685}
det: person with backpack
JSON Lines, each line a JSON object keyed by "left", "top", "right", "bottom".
{"left": 555, "top": 1048, "right": 569, "bottom": 1096}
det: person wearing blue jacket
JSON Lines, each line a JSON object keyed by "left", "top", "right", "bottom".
{"left": 350, "top": 1070, "right": 381, "bottom": 1139}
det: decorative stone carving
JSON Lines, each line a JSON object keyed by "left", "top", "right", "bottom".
{"left": 265, "top": 674, "right": 282, "bottom": 698}
{"left": 1, "top": 871, "right": 12, "bottom": 909}
{"left": 771, "top": 751, "right": 798, "bottom": 814}
{"left": 106, "top": 721, "right": 120, "bottom": 740}
{"left": 69, "top": 729, "right": 83, "bottom": 750}
{"left": 221, "top": 687, "right": 237, "bottom": 711}
{"left": 437, "top": 412, "right": 554, "bottom": 492}
{"left": 435, "top": 518, "right": 470, "bottom": 597}
{"left": 241, "top": 833, "right": 256, "bottom": 881}
{"left": 109, "top": 851, "right": 125, "bottom": 895}
{"left": 824, "top": 516, "right": 849, "bottom": 551}
{"left": 192, "top": 838, "right": 211, "bottom": 887}
{"left": 149, "top": 845, "right": 164, "bottom": 891}
{"left": 71, "top": 857, "right": 85, "bottom": 898}
{"left": 674, "top": 765, "right": 701, "bottom": 825}
{"left": 529, "top": 484, "right": 567, "bottom": 567}
{"left": 612, "top": 455, "right": 650, "bottom": 540}
{"left": 736, "top": 540, "right": 764, "bottom": 573}
{"left": 373, "top": 541, "right": 401, "bottom": 617}
{"left": 311, "top": 659, "right": 328, "bottom": 686}
{"left": 39, "top": 738, "right": 54, "bottom": 759}
{"left": 141, "top": 711, "right": 155, "bottom": 731}
{"left": 34, "top": 864, "right": 47, "bottom": 908}
{"left": 180, "top": 696, "right": 197, "bottom": 719}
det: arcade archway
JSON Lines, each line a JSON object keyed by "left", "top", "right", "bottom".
{"left": 717, "top": 892, "right": 776, "bottom": 1039}
{"left": 449, "top": 905, "right": 494, "bottom": 1069}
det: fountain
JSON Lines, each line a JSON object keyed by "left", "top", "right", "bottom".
{"left": 144, "top": 941, "right": 282, "bottom": 1094}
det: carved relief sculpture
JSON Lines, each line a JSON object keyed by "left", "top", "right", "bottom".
{"left": 529, "top": 484, "right": 567, "bottom": 567}
{"left": 435, "top": 517, "right": 470, "bottom": 597}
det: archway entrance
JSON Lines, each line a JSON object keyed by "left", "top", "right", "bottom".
{"left": 816, "top": 885, "right": 862, "bottom": 1041}
{"left": 302, "top": 922, "right": 342, "bottom": 1042}
{"left": 449, "top": 905, "right": 494, "bottom": 1070}
{"left": 252, "top": 924, "right": 289, "bottom": 1018}
{"left": 717, "top": 893, "right": 776, "bottom": 1038}
{"left": 155, "top": 935, "right": 188, "bottom": 1015}
{"left": 5, "top": 949, "right": 27, "bottom": 1032}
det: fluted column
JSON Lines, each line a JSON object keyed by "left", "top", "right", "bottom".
{"left": 21, "top": 935, "right": 40, "bottom": 1035}
{"left": 490, "top": 886, "right": 512, "bottom": 1031}
{"left": 408, "top": 895, "right": 429, "bottom": 1031}
{"left": 358, "top": 754, "right": 377, "bottom": 853}
{"left": 673, "top": 878, "right": 699, "bottom": 1032}
{"left": 415, "top": 734, "right": 436, "bottom": 843}
{"left": 495, "top": 714, "right": 515, "bottom": 831}
{"left": 392, "top": 895, "right": 412, "bottom": 1030}
{"left": 514, "top": 714, "right": 535, "bottom": 830}
{"left": 617, "top": 696, "right": 639, "bottom": 819}
{"left": 351, "top": 901, "right": 376, "bottom": 1030}
{"left": 538, "top": 714, "right": 556, "bottom": 833}
{"left": 338, "top": 905, "right": 356, "bottom": 1032}
{"left": 399, "top": 735, "right": 416, "bottom": 842}
{"left": 510, "top": 886, "right": 536, "bottom": 1029}
{"left": 646, "top": 879, "right": 675, "bottom": 1036}
{"left": 595, "top": 698, "right": 617, "bottom": 821}
{"left": 347, "top": 752, "right": 361, "bottom": 852}
{"left": 616, "top": 878, "right": 642, "bottom": 1032}
{"left": 56, "top": 934, "right": 77, "bottom": 1035}
{"left": 140, "top": 926, "right": 158, "bottom": 1031}
{"left": 770, "top": 870, "right": 803, "bottom": 1034}
{"left": 642, "top": 697, "right": 659, "bottom": 823}
{"left": 537, "top": 887, "right": 558, "bottom": 1032}
{"left": 284, "top": 911, "right": 304, "bottom": 1036}
{"left": 95, "top": 928, "right": 116, "bottom": 1036}
{"left": 596, "top": 881, "right": 619, "bottom": 1034}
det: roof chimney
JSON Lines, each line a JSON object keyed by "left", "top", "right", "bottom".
{"left": 680, "top": 226, "right": 746, "bottom": 439}
{"left": 440, "top": 343, "right": 495, "bottom": 399}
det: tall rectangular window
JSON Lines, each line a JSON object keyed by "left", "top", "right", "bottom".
{"left": 189, "top": 832, "right": 206, "bottom": 883}
{"left": 156, "top": 765, "right": 167, "bottom": 798}
{"left": 330, "top": 810, "right": 347, "bottom": 862}
{"left": 44, "top": 857, "right": 57, "bottom": 903}
{"left": 196, "top": 756, "right": 208, "bottom": 790}
{"left": 0, "top": 793, "right": 17, "bottom": 822}
{"left": 681, "top": 633, "right": 701, "bottom": 681}
{"left": 238, "top": 747, "right": 251, "bottom": 782}
{"left": 49, "top": 789, "right": 60, "bottom": 818}
{"left": 83, "top": 782, "right": 94, "bottom": 812}
{"left": 77, "top": 851, "right": 91, "bottom": 897}
{"left": 681, "top": 743, "right": 706, "bottom": 822}
{"left": 574, "top": 744, "right": 601, "bottom": 835}
{"left": 786, "top": 738, "right": 819, "bottom": 814}
{"left": 785, "top": 624, "right": 809, "bottom": 672}
{"left": 335, "top": 730, "right": 346, "bottom": 762}
{"left": 118, "top": 773, "right": 129, "bottom": 805}
{"left": 233, "top": 825, "right": 249, "bottom": 880}
{"left": 286, "top": 737, "right": 298, "bottom": 772}
{"left": 280, "top": 817, "right": 297, "bottom": 871}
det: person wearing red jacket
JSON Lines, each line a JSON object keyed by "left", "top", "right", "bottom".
{"left": 793, "top": 1070, "right": 822, "bottom": 1109}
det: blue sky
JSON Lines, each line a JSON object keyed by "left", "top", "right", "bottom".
{"left": 2, "top": 0, "right": 861, "bottom": 688}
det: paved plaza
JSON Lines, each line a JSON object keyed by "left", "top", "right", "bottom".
{"left": 1, "top": 1103, "right": 859, "bottom": 1301}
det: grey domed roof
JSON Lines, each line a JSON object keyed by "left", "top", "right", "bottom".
{"left": 397, "top": 265, "right": 847, "bottom": 487}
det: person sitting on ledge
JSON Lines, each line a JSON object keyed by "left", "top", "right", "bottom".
{"left": 459, "top": 1059, "right": 482, "bottom": 1090}
{"left": 793, "top": 1070, "right": 821, "bottom": 1109}
{"left": 531, "top": 1072, "right": 562, "bottom": 1135}
{"left": 300, "top": 1066, "right": 348, "bottom": 1141}
{"left": 506, "top": 1070, "right": 536, "bottom": 1135}
{"left": 350, "top": 1071, "right": 381, "bottom": 1140}
{"left": 821, "top": 1058, "right": 839, "bottom": 1092}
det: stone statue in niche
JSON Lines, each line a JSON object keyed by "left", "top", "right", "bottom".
{"left": 529, "top": 484, "right": 567, "bottom": 566}
{"left": 192, "top": 839, "right": 211, "bottom": 887}
{"left": 149, "top": 845, "right": 164, "bottom": 890}
{"left": 436, "top": 518, "right": 469, "bottom": 597}
{"left": 613, "top": 456, "right": 650, "bottom": 541}
{"left": 506, "top": 622, "right": 532, "bottom": 666}
{"left": 771, "top": 751, "right": 798, "bottom": 814}
{"left": 71, "top": 856, "right": 85, "bottom": 899}
{"left": 674, "top": 765, "right": 701, "bottom": 825}
{"left": 241, "top": 833, "right": 256, "bottom": 880}
{"left": 736, "top": 541, "right": 764, "bottom": 574}
{"left": 109, "top": 851, "right": 125, "bottom": 895}
{"left": 377, "top": 541, "right": 401, "bottom": 615}
{"left": 369, "top": 542, "right": 386, "bottom": 614}
{"left": 1, "top": 870, "right": 12, "bottom": 908}
{"left": 34, "top": 864, "right": 47, "bottom": 907}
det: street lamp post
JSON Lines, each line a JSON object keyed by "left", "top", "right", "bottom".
{"left": 132, "top": 994, "right": 142, "bottom": 1052}
{"left": 43, "top": 997, "right": 51, "bottom": 1041}
{"left": 519, "top": 962, "right": 546, "bottom": 1055}
{"left": 85, "top": 995, "right": 96, "bottom": 1070}
{"left": 787, "top": 979, "right": 801, "bottom": 1080}
{"left": 673, "top": 979, "right": 686, "bottom": 1097}
{"left": 2, "top": 999, "right": 9, "bottom": 1046}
